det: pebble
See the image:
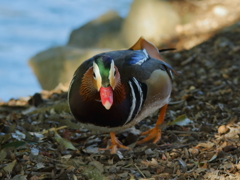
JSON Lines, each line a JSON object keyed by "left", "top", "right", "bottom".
{"left": 218, "top": 125, "right": 229, "bottom": 134}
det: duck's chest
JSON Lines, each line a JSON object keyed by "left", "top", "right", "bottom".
{"left": 72, "top": 95, "right": 132, "bottom": 128}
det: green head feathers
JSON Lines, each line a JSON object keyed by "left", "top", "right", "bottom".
{"left": 94, "top": 55, "right": 113, "bottom": 87}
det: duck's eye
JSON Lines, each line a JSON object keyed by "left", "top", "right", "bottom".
{"left": 93, "top": 72, "right": 96, "bottom": 79}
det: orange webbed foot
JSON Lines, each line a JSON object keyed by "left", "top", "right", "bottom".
{"left": 99, "top": 132, "right": 130, "bottom": 154}
{"left": 137, "top": 104, "right": 168, "bottom": 145}
{"left": 137, "top": 126, "right": 161, "bottom": 144}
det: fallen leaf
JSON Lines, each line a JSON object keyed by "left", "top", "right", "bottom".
{"left": 141, "top": 158, "right": 159, "bottom": 167}
{"left": 82, "top": 166, "right": 107, "bottom": 180}
{"left": 139, "top": 178, "right": 156, "bottom": 180}
{"left": 177, "top": 158, "right": 187, "bottom": 170}
{"left": 35, "top": 162, "right": 45, "bottom": 170}
{"left": 0, "top": 134, "right": 11, "bottom": 144}
{"left": 222, "top": 145, "right": 237, "bottom": 152}
{"left": 12, "top": 174, "right": 27, "bottom": 180}
{"left": 162, "top": 154, "right": 167, "bottom": 160}
{"left": 220, "top": 162, "right": 234, "bottom": 170}
{"left": 129, "top": 174, "right": 135, "bottom": 180}
{"left": 28, "top": 132, "right": 44, "bottom": 140}
{"left": 30, "top": 175, "right": 39, "bottom": 180}
{"left": 12, "top": 130, "right": 26, "bottom": 141}
{"left": 116, "top": 150, "right": 123, "bottom": 159}
{"left": 3, "top": 159, "right": 16, "bottom": 172}
{"left": 42, "top": 126, "right": 67, "bottom": 134}
{"left": 83, "top": 145, "right": 102, "bottom": 154}
{"left": 224, "top": 127, "right": 240, "bottom": 140}
{"left": 202, "top": 162, "right": 208, "bottom": 168}
{"left": 196, "top": 142, "right": 215, "bottom": 149}
{"left": 168, "top": 114, "right": 191, "bottom": 126}
{"left": 2, "top": 141, "right": 26, "bottom": 149}
{"left": 208, "top": 153, "right": 218, "bottom": 162}
{"left": 195, "top": 167, "right": 207, "bottom": 173}
{"left": 89, "top": 161, "right": 104, "bottom": 173}
{"left": 61, "top": 154, "right": 72, "bottom": 160}
{"left": 54, "top": 132, "right": 76, "bottom": 150}
{"left": 0, "top": 150, "right": 7, "bottom": 161}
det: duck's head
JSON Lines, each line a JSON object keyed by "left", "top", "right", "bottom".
{"left": 92, "top": 55, "right": 120, "bottom": 110}
{"left": 80, "top": 55, "right": 122, "bottom": 110}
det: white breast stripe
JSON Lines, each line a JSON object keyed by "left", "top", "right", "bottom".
{"left": 135, "top": 49, "right": 149, "bottom": 65}
{"left": 132, "top": 77, "right": 143, "bottom": 115}
{"left": 125, "top": 81, "right": 136, "bottom": 125}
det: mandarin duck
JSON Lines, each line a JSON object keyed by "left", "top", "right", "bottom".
{"left": 68, "top": 37, "right": 177, "bottom": 154}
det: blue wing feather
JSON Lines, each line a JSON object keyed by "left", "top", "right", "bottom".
{"left": 126, "top": 50, "right": 149, "bottom": 65}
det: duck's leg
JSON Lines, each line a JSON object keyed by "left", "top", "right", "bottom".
{"left": 137, "top": 104, "right": 168, "bottom": 144}
{"left": 99, "top": 132, "right": 130, "bottom": 154}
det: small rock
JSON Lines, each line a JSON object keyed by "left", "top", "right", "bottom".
{"left": 218, "top": 125, "right": 229, "bottom": 134}
{"left": 189, "top": 148, "right": 199, "bottom": 156}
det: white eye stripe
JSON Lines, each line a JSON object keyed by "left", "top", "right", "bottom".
{"left": 109, "top": 61, "right": 115, "bottom": 79}
{"left": 93, "top": 61, "right": 102, "bottom": 90}
{"left": 93, "top": 62, "right": 101, "bottom": 78}
{"left": 109, "top": 60, "right": 116, "bottom": 89}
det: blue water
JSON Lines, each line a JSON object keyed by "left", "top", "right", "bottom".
{"left": 0, "top": 0, "right": 132, "bottom": 101}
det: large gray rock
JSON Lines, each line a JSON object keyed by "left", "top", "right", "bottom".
{"left": 67, "top": 11, "right": 125, "bottom": 49}
{"left": 29, "top": 46, "right": 108, "bottom": 90}
{"left": 121, "top": 0, "right": 180, "bottom": 47}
